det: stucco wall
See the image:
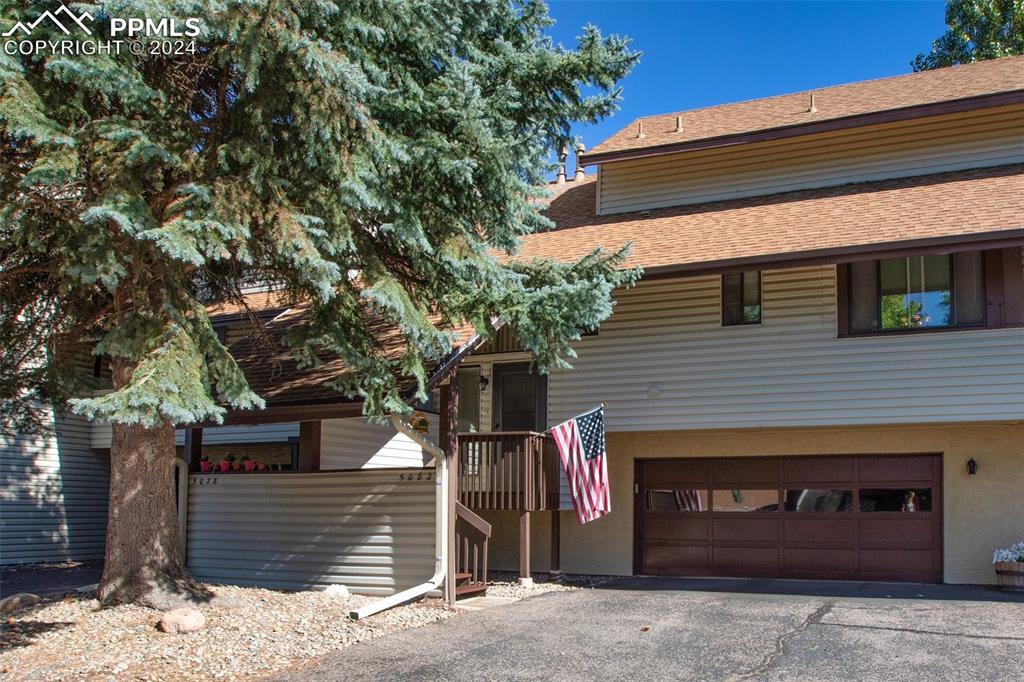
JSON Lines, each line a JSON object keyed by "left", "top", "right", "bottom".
{"left": 480, "top": 423, "right": 1023, "bottom": 584}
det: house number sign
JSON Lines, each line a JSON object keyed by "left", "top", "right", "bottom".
{"left": 398, "top": 472, "right": 432, "bottom": 481}
{"left": 190, "top": 476, "right": 218, "bottom": 485}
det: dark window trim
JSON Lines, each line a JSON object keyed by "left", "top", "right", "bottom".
{"left": 721, "top": 270, "right": 763, "bottom": 326}
{"left": 838, "top": 248, "right": 1024, "bottom": 338}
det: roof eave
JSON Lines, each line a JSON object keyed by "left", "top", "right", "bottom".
{"left": 642, "top": 228, "right": 1024, "bottom": 280}
{"left": 581, "top": 90, "right": 1024, "bottom": 166}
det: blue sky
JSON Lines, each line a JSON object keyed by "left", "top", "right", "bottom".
{"left": 545, "top": 1, "right": 947, "bottom": 172}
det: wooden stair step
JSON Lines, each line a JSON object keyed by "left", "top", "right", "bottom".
{"left": 454, "top": 572, "right": 474, "bottom": 582}
{"left": 455, "top": 583, "right": 488, "bottom": 598}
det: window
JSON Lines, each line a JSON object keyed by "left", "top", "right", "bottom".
{"left": 712, "top": 488, "right": 778, "bottom": 512}
{"left": 845, "top": 252, "right": 985, "bottom": 334}
{"left": 784, "top": 489, "right": 853, "bottom": 512}
{"left": 722, "top": 271, "right": 762, "bottom": 325}
{"left": 456, "top": 368, "right": 481, "bottom": 433}
{"left": 646, "top": 489, "right": 708, "bottom": 512}
{"left": 859, "top": 488, "right": 933, "bottom": 512}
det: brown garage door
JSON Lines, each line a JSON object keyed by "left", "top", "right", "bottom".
{"left": 636, "top": 455, "right": 942, "bottom": 583}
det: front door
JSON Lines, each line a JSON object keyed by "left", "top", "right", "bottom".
{"left": 491, "top": 363, "right": 547, "bottom": 432}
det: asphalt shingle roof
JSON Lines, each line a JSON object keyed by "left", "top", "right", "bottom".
{"left": 588, "top": 56, "right": 1024, "bottom": 159}
{"left": 524, "top": 165, "right": 1024, "bottom": 274}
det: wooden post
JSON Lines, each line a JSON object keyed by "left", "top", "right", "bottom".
{"left": 549, "top": 510, "right": 561, "bottom": 579}
{"left": 184, "top": 427, "right": 203, "bottom": 471}
{"left": 297, "top": 421, "right": 321, "bottom": 472}
{"left": 441, "top": 381, "right": 459, "bottom": 605}
{"left": 519, "top": 510, "right": 532, "bottom": 586}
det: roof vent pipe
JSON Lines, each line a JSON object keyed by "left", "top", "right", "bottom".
{"left": 574, "top": 143, "right": 586, "bottom": 181}
{"left": 808, "top": 93, "right": 818, "bottom": 113}
{"left": 555, "top": 145, "right": 567, "bottom": 184}
{"left": 674, "top": 115, "right": 683, "bottom": 133}
{"left": 636, "top": 121, "right": 645, "bottom": 138}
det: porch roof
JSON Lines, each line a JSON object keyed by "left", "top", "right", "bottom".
{"left": 212, "top": 298, "right": 479, "bottom": 423}
{"left": 525, "top": 164, "right": 1024, "bottom": 278}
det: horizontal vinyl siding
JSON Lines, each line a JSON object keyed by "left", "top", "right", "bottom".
{"left": 174, "top": 423, "right": 299, "bottom": 447}
{"left": 186, "top": 469, "right": 436, "bottom": 594}
{"left": 1, "top": 409, "right": 109, "bottom": 564}
{"left": 598, "top": 106, "right": 1024, "bottom": 214}
{"left": 91, "top": 421, "right": 299, "bottom": 450}
{"left": 549, "top": 267, "right": 1024, "bottom": 431}
{"left": 320, "top": 417, "right": 435, "bottom": 470}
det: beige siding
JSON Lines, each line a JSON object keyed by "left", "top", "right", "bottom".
{"left": 320, "top": 416, "right": 436, "bottom": 470}
{"left": 549, "top": 266, "right": 1024, "bottom": 431}
{"left": 598, "top": 105, "right": 1024, "bottom": 214}
{"left": 175, "top": 423, "right": 299, "bottom": 447}
{"left": 1, "top": 409, "right": 109, "bottom": 564}
{"left": 92, "top": 420, "right": 299, "bottom": 450}
{"left": 186, "top": 469, "right": 436, "bottom": 594}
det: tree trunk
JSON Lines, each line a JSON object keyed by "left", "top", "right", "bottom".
{"left": 97, "top": 416, "right": 187, "bottom": 606}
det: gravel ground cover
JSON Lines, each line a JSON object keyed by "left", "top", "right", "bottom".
{"left": 1, "top": 584, "right": 453, "bottom": 681}
{"left": 1, "top": 575, "right": 596, "bottom": 680}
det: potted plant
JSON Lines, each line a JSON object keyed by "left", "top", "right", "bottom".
{"left": 220, "top": 453, "right": 236, "bottom": 473}
{"left": 993, "top": 542, "right": 1024, "bottom": 592}
{"left": 410, "top": 411, "right": 431, "bottom": 434}
{"left": 242, "top": 454, "right": 256, "bottom": 472}
{"left": 199, "top": 454, "right": 212, "bottom": 473}
{"left": 256, "top": 462, "right": 267, "bottom": 472}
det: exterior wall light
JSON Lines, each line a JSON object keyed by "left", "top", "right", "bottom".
{"left": 967, "top": 458, "right": 978, "bottom": 475}
{"left": 479, "top": 375, "right": 489, "bottom": 391}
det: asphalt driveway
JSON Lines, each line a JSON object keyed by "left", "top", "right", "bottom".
{"left": 276, "top": 578, "right": 1024, "bottom": 682}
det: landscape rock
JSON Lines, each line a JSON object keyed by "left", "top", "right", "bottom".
{"left": 324, "top": 585, "right": 350, "bottom": 598}
{"left": 0, "top": 593, "right": 40, "bottom": 614}
{"left": 158, "top": 607, "right": 206, "bottom": 634}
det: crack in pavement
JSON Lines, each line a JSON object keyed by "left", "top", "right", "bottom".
{"left": 728, "top": 600, "right": 836, "bottom": 682}
{"left": 816, "top": 621, "right": 1024, "bottom": 641}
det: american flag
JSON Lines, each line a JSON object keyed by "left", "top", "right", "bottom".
{"left": 551, "top": 406, "right": 610, "bottom": 524}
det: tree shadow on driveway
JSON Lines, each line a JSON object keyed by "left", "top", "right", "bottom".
{"left": 596, "top": 575, "right": 1024, "bottom": 603}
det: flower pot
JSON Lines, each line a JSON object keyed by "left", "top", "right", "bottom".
{"left": 256, "top": 463, "right": 267, "bottom": 472}
{"left": 244, "top": 460, "right": 256, "bottom": 472}
{"left": 995, "top": 562, "right": 1024, "bottom": 592}
{"left": 218, "top": 460, "right": 231, "bottom": 473}
{"left": 231, "top": 462, "right": 241, "bottom": 471}
{"left": 199, "top": 461, "right": 212, "bottom": 473}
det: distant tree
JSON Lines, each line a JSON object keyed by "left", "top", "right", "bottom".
{"left": 913, "top": 0, "right": 1024, "bottom": 70}
{"left": 1, "top": 0, "right": 639, "bottom": 606}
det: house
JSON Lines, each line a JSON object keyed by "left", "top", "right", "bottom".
{"left": 3, "top": 56, "right": 1022, "bottom": 600}
{"left": 472, "top": 55, "right": 1024, "bottom": 586}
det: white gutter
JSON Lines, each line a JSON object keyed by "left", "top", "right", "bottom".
{"left": 349, "top": 414, "right": 449, "bottom": 620}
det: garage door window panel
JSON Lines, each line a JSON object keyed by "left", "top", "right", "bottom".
{"left": 646, "top": 489, "right": 707, "bottom": 512}
{"left": 712, "top": 489, "right": 779, "bottom": 512}
{"left": 784, "top": 489, "right": 853, "bottom": 512}
{"left": 859, "top": 488, "right": 933, "bottom": 513}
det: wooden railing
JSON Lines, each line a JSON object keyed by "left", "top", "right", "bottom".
{"left": 457, "top": 432, "right": 561, "bottom": 511}
{"left": 454, "top": 502, "right": 491, "bottom": 596}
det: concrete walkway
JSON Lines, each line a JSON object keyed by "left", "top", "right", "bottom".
{"left": 275, "top": 578, "right": 1024, "bottom": 681}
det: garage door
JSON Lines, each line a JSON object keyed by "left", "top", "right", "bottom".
{"left": 636, "top": 455, "right": 942, "bottom": 583}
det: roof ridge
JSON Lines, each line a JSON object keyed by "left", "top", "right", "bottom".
{"left": 626, "top": 56, "right": 1024, "bottom": 124}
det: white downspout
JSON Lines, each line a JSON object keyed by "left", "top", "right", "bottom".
{"left": 349, "top": 414, "right": 449, "bottom": 620}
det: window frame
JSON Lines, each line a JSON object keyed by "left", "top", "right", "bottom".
{"left": 721, "top": 270, "right": 763, "bottom": 327}
{"left": 838, "top": 250, "right": 1000, "bottom": 338}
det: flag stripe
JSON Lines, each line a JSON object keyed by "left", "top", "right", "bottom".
{"left": 551, "top": 406, "right": 610, "bottom": 525}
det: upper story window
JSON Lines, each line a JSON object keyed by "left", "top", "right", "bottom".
{"left": 846, "top": 253, "right": 985, "bottom": 334}
{"left": 722, "top": 271, "right": 762, "bottom": 326}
